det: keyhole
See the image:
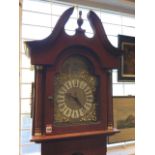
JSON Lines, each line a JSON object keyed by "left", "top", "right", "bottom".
{"left": 72, "top": 152, "right": 84, "bottom": 155}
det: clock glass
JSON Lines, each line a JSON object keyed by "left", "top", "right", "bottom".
{"left": 54, "top": 55, "right": 99, "bottom": 125}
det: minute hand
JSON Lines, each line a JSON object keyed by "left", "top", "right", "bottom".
{"left": 72, "top": 97, "right": 83, "bottom": 107}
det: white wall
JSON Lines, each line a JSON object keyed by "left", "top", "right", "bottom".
{"left": 107, "top": 142, "right": 135, "bottom": 155}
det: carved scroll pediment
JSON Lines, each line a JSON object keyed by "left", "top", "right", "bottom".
{"left": 25, "top": 7, "right": 121, "bottom": 68}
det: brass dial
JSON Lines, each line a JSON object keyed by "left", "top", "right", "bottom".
{"left": 56, "top": 78, "right": 94, "bottom": 119}
{"left": 54, "top": 55, "right": 98, "bottom": 125}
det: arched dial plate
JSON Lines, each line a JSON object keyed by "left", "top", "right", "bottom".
{"left": 54, "top": 56, "right": 99, "bottom": 125}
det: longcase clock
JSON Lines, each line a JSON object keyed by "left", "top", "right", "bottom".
{"left": 25, "top": 7, "right": 121, "bottom": 155}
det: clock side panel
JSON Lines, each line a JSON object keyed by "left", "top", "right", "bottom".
{"left": 43, "top": 66, "right": 55, "bottom": 134}
{"left": 32, "top": 66, "right": 46, "bottom": 136}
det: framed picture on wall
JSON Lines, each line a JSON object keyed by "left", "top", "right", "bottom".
{"left": 118, "top": 35, "right": 135, "bottom": 81}
{"left": 108, "top": 96, "right": 135, "bottom": 143}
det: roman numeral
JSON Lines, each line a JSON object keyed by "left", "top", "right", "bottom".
{"left": 84, "top": 86, "right": 91, "bottom": 93}
{"left": 58, "top": 103, "right": 67, "bottom": 111}
{"left": 84, "top": 102, "right": 92, "bottom": 110}
{"left": 79, "top": 108, "right": 85, "bottom": 117}
{"left": 63, "top": 107, "right": 72, "bottom": 118}
{"left": 86, "top": 94, "right": 94, "bottom": 103}
{"left": 57, "top": 94, "right": 65, "bottom": 100}
{"left": 71, "top": 110, "right": 80, "bottom": 119}
{"left": 58, "top": 86, "right": 67, "bottom": 94}
{"left": 71, "top": 79, "right": 80, "bottom": 88}
{"left": 79, "top": 81, "right": 87, "bottom": 89}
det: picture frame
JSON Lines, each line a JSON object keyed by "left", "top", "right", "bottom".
{"left": 118, "top": 35, "right": 135, "bottom": 81}
{"left": 108, "top": 96, "right": 135, "bottom": 144}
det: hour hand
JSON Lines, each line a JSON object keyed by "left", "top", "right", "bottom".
{"left": 66, "top": 93, "right": 83, "bottom": 107}
{"left": 66, "top": 93, "right": 74, "bottom": 99}
{"left": 72, "top": 97, "right": 83, "bottom": 107}
{"left": 66, "top": 93, "right": 76, "bottom": 99}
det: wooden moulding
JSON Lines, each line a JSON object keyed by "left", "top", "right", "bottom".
{"left": 31, "top": 128, "right": 119, "bottom": 142}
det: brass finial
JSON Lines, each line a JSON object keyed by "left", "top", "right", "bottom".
{"left": 76, "top": 11, "right": 85, "bottom": 33}
{"left": 77, "top": 11, "right": 83, "bottom": 28}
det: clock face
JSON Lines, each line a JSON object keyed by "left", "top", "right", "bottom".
{"left": 54, "top": 55, "right": 98, "bottom": 125}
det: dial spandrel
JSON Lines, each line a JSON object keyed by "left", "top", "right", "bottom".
{"left": 54, "top": 55, "right": 99, "bottom": 125}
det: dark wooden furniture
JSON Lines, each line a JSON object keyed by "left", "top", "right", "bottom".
{"left": 25, "top": 7, "right": 121, "bottom": 155}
